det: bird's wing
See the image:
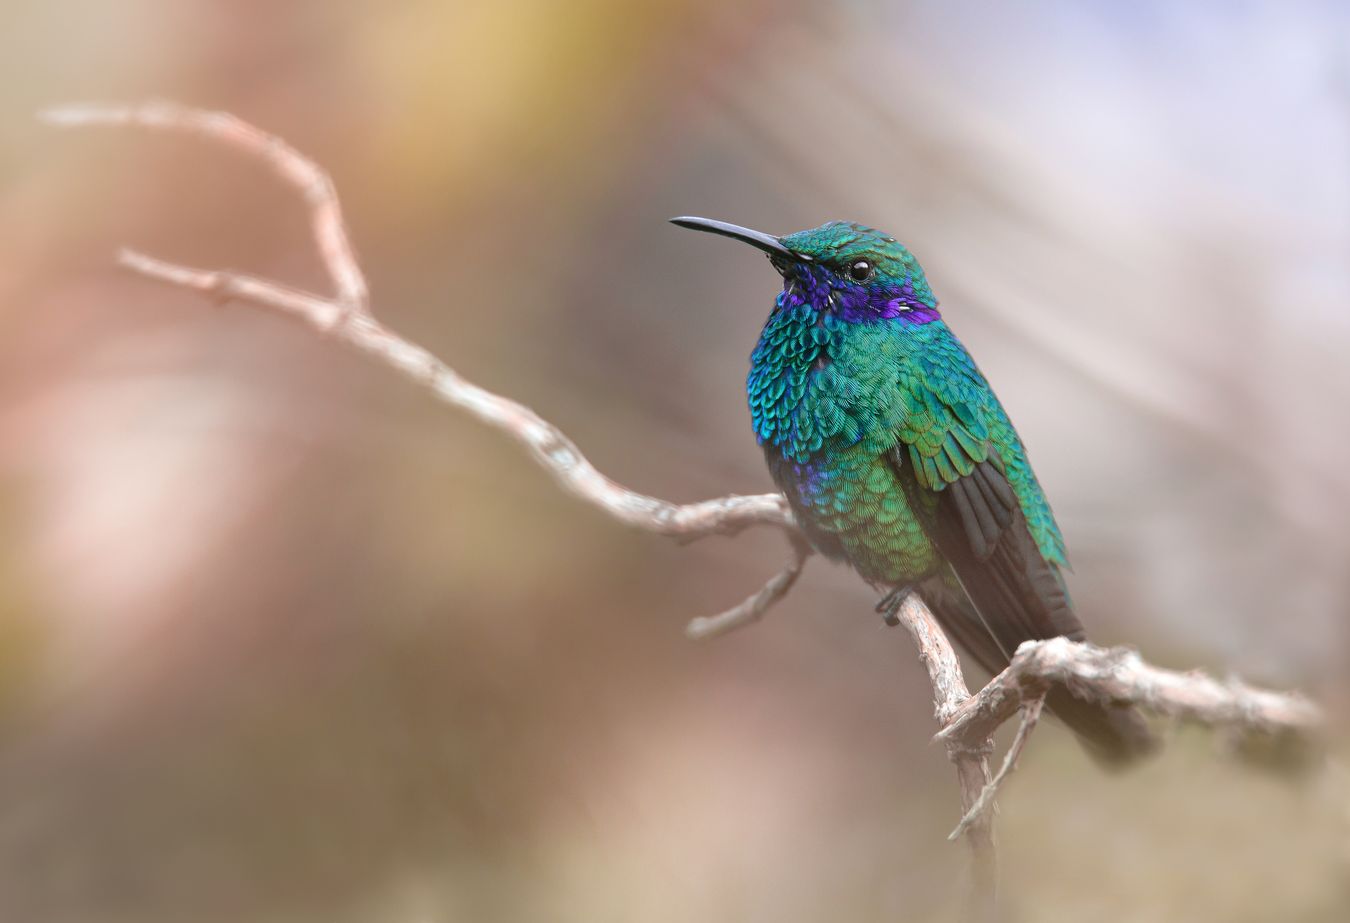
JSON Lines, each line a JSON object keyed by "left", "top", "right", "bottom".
{"left": 886, "top": 342, "right": 1081, "bottom": 661}
{"left": 890, "top": 336, "right": 1067, "bottom": 567}
{"left": 886, "top": 337, "right": 1158, "bottom": 766}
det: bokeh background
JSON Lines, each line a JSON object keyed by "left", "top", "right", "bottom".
{"left": 1, "top": 1, "right": 1348, "bottom": 920}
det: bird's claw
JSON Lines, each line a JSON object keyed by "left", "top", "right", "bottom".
{"left": 875, "top": 586, "right": 912, "bottom": 627}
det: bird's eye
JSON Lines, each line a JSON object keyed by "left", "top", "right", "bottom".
{"left": 848, "top": 259, "right": 873, "bottom": 282}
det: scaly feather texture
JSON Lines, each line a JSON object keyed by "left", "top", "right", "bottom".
{"left": 700, "top": 218, "right": 1157, "bottom": 766}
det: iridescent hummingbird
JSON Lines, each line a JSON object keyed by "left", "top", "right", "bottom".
{"left": 673, "top": 216, "right": 1155, "bottom": 765}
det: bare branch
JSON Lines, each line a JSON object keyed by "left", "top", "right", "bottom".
{"left": 938, "top": 637, "right": 1322, "bottom": 751}
{"left": 42, "top": 101, "right": 370, "bottom": 316}
{"left": 47, "top": 106, "right": 797, "bottom": 550}
{"left": 115, "top": 247, "right": 799, "bottom": 543}
{"left": 122, "top": 244, "right": 797, "bottom": 540}
{"left": 888, "top": 594, "right": 999, "bottom": 907}
{"left": 47, "top": 102, "right": 1329, "bottom": 921}
{"left": 893, "top": 593, "right": 976, "bottom": 724}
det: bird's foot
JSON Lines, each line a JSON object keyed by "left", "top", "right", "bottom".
{"left": 874, "top": 586, "right": 913, "bottom": 627}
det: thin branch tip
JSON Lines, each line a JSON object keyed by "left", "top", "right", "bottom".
{"left": 950, "top": 694, "right": 1045, "bottom": 840}
{"left": 684, "top": 545, "right": 811, "bottom": 641}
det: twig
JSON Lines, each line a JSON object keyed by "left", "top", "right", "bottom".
{"left": 950, "top": 693, "right": 1045, "bottom": 841}
{"left": 685, "top": 538, "right": 811, "bottom": 640}
{"left": 42, "top": 101, "right": 370, "bottom": 317}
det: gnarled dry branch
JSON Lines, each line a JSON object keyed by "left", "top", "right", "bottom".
{"left": 937, "top": 636, "right": 1324, "bottom": 751}
{"left": 39, "top": 103, "right": 802, "bottom": 615}
{"left": 891, "top": 593, "right": 1000, "bottom": 910}
{"left": 45, "top": 101, "right": 1327, "bottom": 922}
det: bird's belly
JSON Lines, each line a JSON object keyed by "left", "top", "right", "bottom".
{"left": 774, "top": 444, "right": 938, "bottom": 585}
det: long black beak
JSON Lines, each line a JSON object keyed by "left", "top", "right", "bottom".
{"left": 669, "top": 216, "right": 810, "bottom": 262}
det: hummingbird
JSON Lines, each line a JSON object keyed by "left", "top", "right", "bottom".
{"left": 672, "top": 216, "right": 1156, "bottom": 766}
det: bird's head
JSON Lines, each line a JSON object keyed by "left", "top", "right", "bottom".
{"left": 671, "top": 217, "right": 939, "bottom": 323}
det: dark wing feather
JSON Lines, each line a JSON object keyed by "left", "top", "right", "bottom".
{"left": 946, "top": 461, "right": 1016, "bottom": 563}
{"left": 890, "top": 448, "right": 1157, "bottom": 767}
{"left": 914, "top": 569, "right": 1010, "bottom": 678}
{"left": 892, "top": 451, "right": 1082, "bottom": 654}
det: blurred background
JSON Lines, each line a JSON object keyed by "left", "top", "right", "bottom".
{"left": 1, "top": 1, "right": 1348, "bottom": 920}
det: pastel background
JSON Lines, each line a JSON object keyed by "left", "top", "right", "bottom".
{"left": 0, "top": 2, "right": 1347, "bottom": 920}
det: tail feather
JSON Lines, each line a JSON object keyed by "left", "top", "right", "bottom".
{"left": 1045, "top": 686, "right": 1159, "bottom": 768}
{"left": 921, "top": 576, "right": 1157, "bottom": 768}
{"left": 888, "top": 451, "right": 1158, "bottom": 767}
